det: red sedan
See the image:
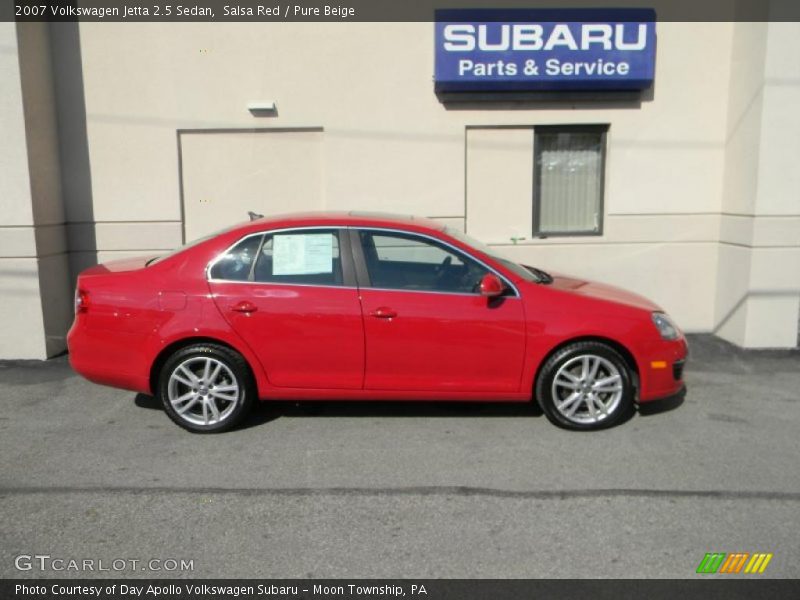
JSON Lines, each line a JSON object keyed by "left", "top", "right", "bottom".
{"left": 68, "top": 212, "right": 687, "bottom": 432}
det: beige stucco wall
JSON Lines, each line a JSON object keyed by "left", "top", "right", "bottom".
{"left": 68, "top": 21, "right": 735, "bottom": 336}
{"left": 17, "top": 23, "right": 74, "bottom": 358}
{"left": 716, "top": 22, "right": 800, "bottom": 348}
{"left": 1, "top": 19, "right": 798, "bottom": 357}
{"left": 0, "top": 23, "right": 49, "bottom": 359}
{"left": 1, "top": 22, "right": 78, "bottom": 359}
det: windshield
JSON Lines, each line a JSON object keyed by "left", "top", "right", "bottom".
{"left": 444, "top": 227, "right": 543, "bottom": 283}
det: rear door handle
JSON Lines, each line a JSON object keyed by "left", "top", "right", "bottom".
{"left": 370, "top": 307, "right": 397, "bottom": 319}
{"left": 231, "top": 301, "right": 257, "bottom": 314}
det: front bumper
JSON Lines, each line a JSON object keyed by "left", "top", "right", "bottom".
{"left": 637, "top": 336, "right": 689, "bottom": 402}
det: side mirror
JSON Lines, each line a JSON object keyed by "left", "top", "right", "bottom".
{"left": 479, "top": 273, "right": 505, "bottom": 298}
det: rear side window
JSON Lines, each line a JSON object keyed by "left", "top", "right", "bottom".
{"left": 208, "top": 234, "right": 263, "bottom": 281}
{"left": 254, "top": 230, "right": 343, "bottom": 286}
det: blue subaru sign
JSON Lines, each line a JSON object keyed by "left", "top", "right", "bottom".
{"left": 435, "top": 9, "right": 656, "bottom": 92}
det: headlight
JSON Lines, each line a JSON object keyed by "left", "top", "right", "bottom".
{"left": 651, "top": 312, "right": 679, "bottom": 340}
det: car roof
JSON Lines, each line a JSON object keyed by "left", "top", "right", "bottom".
{"left": 232, "top": 211, "right": 447, "bottom": 235}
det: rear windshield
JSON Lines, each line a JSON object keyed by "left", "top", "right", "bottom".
{"left": 147, "top": 225, "right": 238, "bottom": 266}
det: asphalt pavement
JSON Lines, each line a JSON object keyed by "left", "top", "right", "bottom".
{"left": 1, "top": 335, "right": 798, "bottom": 578}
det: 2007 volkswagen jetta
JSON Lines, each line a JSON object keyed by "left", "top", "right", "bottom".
{"left": 68, "top": 212, "right": 687, "bottom": 432}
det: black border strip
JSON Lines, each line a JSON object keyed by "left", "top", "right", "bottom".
{"left": 2, "top": 579, "right": 799, "bottom": 600}
{"left": 4, "top": 0, "right": 800, "bottom": 22}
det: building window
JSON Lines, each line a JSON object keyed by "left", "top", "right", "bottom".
{"left": 533, "top": 125, "right": 608, "bottom": 236}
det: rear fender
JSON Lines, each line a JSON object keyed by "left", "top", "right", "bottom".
{"left": 145, "top": 295, "right": 271, "bottom": 398}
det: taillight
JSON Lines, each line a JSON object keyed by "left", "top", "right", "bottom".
{"left": 74, "top": 289, "right": 90, "bottom": 313}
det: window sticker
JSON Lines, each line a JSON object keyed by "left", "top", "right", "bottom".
{"left": 273, "top": 233, "right": 333, "bottom": 275}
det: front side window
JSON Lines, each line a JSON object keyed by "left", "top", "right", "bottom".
{"left": 534, "top": 125, "right": 607, "bottom": 236}
{"left": 359, "top": 230, "right": 489, "bottom": 294}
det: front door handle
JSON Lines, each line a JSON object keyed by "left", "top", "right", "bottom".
{"left": 370, "top": 307, "right": 397, "bottom": 319}
{"left": 231, "top": 301, "right": 257, "bottom": 314}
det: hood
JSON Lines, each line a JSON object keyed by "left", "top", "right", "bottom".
{"left": 547, "top": 272, "right": 661, "bottom": 312}
{"left": 79, "top": 255, "right": 158, "bottom": 277}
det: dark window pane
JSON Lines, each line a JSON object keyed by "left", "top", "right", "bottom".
{"left": 209, "top": 234, "right": 262, "bottom": 281}
{"left": 360, "top": 231, "right": 487, "bottom": 294}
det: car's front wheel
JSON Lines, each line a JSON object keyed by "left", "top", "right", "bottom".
{"left": 158, "top": 343, "right": 255, "bottom": 433}
{"left": 536, "top": 341, "right": 634, "bottom": 430}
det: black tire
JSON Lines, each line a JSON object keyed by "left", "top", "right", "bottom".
{"left": 535, "top": 341, "right": 634, "bottom": 431}
{"left": 158, "top": 343, "right": 255, "bottom": 433}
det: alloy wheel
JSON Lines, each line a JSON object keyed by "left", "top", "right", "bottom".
{"left": 167, "top": 357, "right": 240, "bottom": 426}
{"left": 550, "top": 354, "right": 624, "bottom": 425}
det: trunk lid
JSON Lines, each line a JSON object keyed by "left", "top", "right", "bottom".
{"left": 79, "top": 255, "right": 158, "bottom": 277}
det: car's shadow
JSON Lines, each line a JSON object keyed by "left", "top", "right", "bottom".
{"left": 135, "top": 393, "right": 544, "bottom": 430}
{"left": 637, "top": 387, "right": 686, "bottom": 417}
{"left": 135, "top": 387, "right": 686, "bottom": 431}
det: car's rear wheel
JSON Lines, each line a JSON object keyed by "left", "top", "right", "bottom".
{"left": 536, "top": 341, "right": 634, "bottom": 430}
{"left": 158, "top": 343, "right": 254, "bottom": 433}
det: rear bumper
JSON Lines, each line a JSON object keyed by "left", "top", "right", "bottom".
{"left": 637, "top": 336, "right": 689, "bottom": 403}
{"left": 67, "top": 320, "right": 151, "bottom": 394}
